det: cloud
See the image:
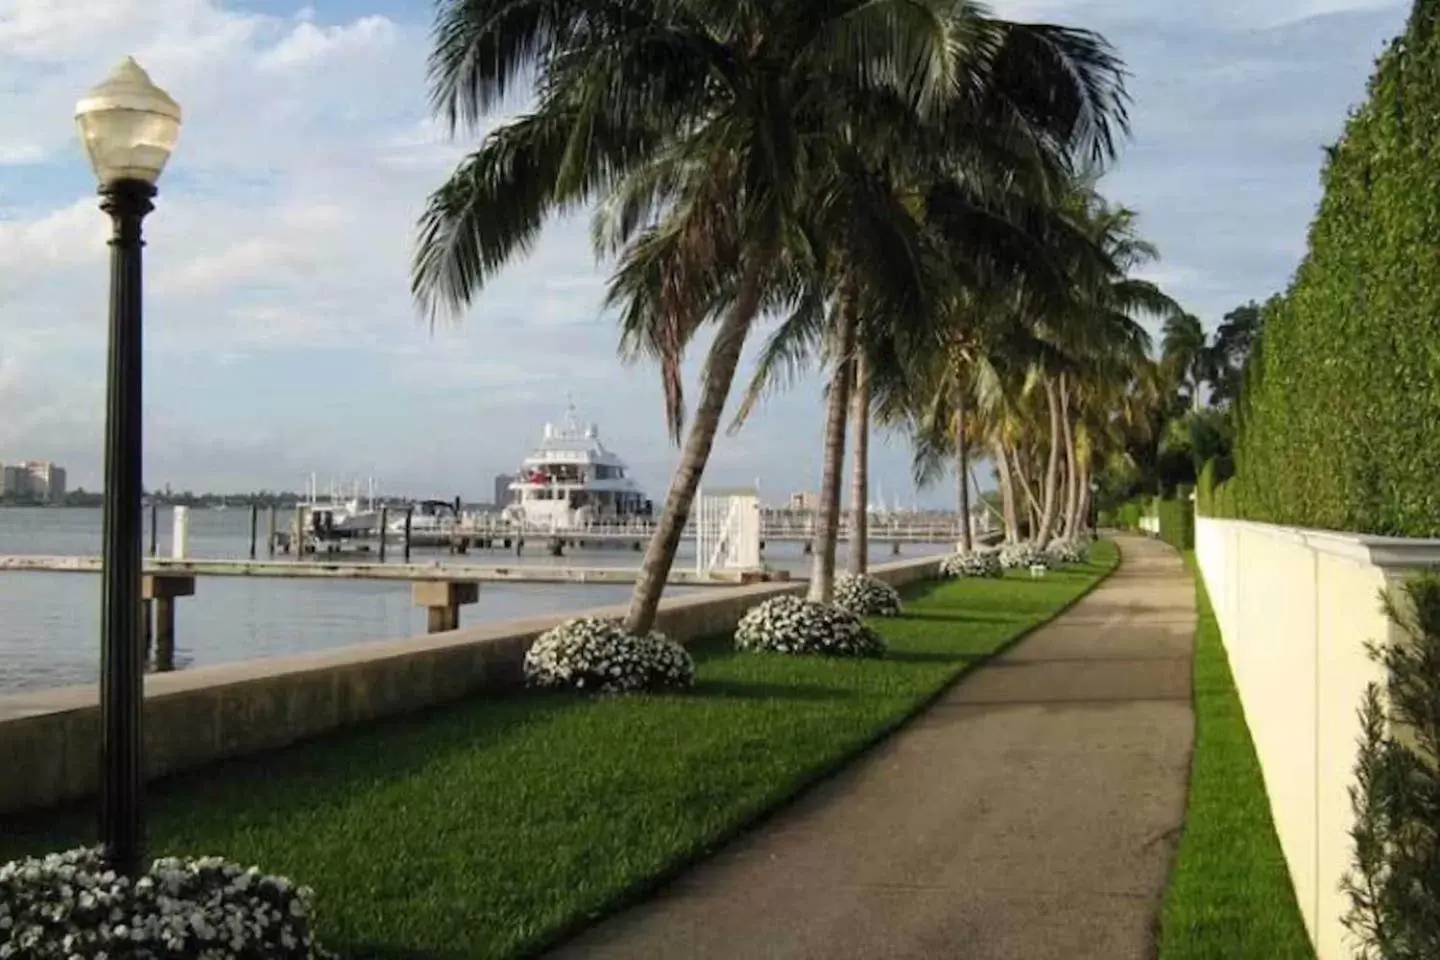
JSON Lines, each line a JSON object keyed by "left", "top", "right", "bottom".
{"left": 0, "top": 0, "right": 1416, "bottom": 507}
{"left": 255, "top": 15, "right": 396, "bottom": 70}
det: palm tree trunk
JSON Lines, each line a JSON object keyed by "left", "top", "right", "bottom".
{"left": 808, "top": 287, "right": 858, "bottom": 603}
{"left": 1008, "top": 442, "right": 1044, "bottom": 541}
{"left": 623, "top": 262, "right": 766, "bottom": 635}
{"left": 1034, "top": 377, "right": 1063, "bottom": 544}
{"left": 1077, "top": 462, "right": 1094, "bottom": 534}
{"left": 1059, "top": 376, "right": 1080, "bottom": 540}
{"left": 992, "top": 441, "right": 1020, "bottom": 544}
{"left": 955, "top": 384, "right": 973, "bottom": 553}
{"left": 847, "top": 352, "right": 870, "bottom": 576}
{"left": 971, "top": 464, "right": 1005, "bottom": 530}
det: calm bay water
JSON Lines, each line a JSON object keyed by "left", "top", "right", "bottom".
{"left": 0, "top": 507, "right": 942, "bottom": 694}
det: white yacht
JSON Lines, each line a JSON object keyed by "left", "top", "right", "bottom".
{"left": 501, "top": 405, "right": 652, "bottom": 530}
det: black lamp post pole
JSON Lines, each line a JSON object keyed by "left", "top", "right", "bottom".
{"left": 98, "top": 177, "right": 155, "bottom": 878}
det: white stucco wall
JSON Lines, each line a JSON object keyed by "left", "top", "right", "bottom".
{"left": 1195, "top": 517, "right": 1440, "bottom": 960}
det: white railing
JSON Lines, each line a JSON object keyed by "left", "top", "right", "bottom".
{"left": 449, "top": 515, "right": 970, "bottom": 542}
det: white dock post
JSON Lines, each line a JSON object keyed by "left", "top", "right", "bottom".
{"left": 171, "top": 505, "right": 190, "bottom": 560}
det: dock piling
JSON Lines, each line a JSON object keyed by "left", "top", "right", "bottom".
{"left": 139, "top": 600, "right": 152, "bottom": 662}
{"left": 248, "top": 503, "right": 259, "bottom": 560}
{"left": 148, "top": 502, "right": 158, "bottom": 558}
{"left": 143, "top": 573, "right": 196, "bottom": 673}
{"left": 413, "top": 580, "right": 478, "bottom": 633}
{"left": 172, "top": 506, "right": 190, "bottom": 560}
{"left": 377, "top": 506, "right": 388, "bottom": 563}
{"left": 403, "top": 507, "right": 413, "bottom": 563}
{"left": 293, "top": 505, "right": 305, "bottom": 558}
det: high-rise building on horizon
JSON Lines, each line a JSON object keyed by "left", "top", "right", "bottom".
{"left": 0, "top": 464, "right": 25, "bottom": 498}
{"left": 0, "top": 460, "right": 67, "bottom": 501}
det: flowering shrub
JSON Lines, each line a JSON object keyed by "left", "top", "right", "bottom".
{"left": 734, "top": 595, "right": 885, "bottom": 658}
{"left": 1046, "top": 540, "right": 1086, "bottom": 565}
{"left": 832, "top": 574, "right": 903, "bottom": 617}
{"left": 0, "top": 847, "right": 329, "bottom": 959}
{"left": 999, "top": 544, "right": 1052, "bottom": 571}
{"left": 524, "top": 616, "right": 695, "bottom": 692}
{"left": 939, "top": 551, "right": 1003, "bottom": 579}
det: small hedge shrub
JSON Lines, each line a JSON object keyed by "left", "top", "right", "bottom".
{"left": 832, "top": 574, "right": 903, "bottom": 617}
{"left": 999, "top": 544, "right": 1051, "bottom": 571}
{"left": 0, "top": 847, "right": 329, "bottom": 959}
{"left": 734, "top": 595, "right": 885, "bottom": 658}
{"left": 940, "top": 550, "right": 1003, "bottom": 579}
{"left": 523, "top": 617, "right": 695, "bottom": 692}
{"left": 1046, "top": 540, "right": 1085, "bottom": 565}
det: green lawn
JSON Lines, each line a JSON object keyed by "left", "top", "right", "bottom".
{"left": 1, "top": 545, "right": 1116, "bottom": 960}
{"left": 1158, "top": 554, "right": 1314, "bottom": 960}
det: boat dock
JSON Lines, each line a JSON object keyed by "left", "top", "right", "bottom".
{"left": 0, "top": 555, "right": 782, "bottom": 587}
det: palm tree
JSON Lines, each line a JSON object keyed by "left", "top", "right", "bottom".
{"left": 413, "top": 0, "right": 1001, "bottom": 633}
{"left": 848, "top": 351, "right": 872, "bottom": 574}
{"left": 1209, "top": 300, "right": 1264, "bottom": 407}
{"left": 799, "top": 20, "right": 1133, "bottom": 600}
{"left": 1161, "top": 312, "right": 1211, "bottom": 412}
{"left": 715, "top": 12, "right": 1131, "bottom": 604}
{"left": 899, "top": 192, "right": 1172, "bottom": 549}
{"left": 1048, "top": 197, "right": 1172, "bottom": 537}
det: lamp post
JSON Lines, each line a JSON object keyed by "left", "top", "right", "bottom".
{"left": 1090, "top": 478, "right": 1101, "bottom": 533}
{"left": 76, "top": 57, "right": 181, "bottom": 877}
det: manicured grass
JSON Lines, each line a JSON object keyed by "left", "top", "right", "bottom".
{"left": 1158, "top": 555, "right": 1314, "bottom": 960}
{"left": 1, "top": 545, "right": 1117, "bottom": 960}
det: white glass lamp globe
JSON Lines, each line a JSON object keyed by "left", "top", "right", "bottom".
{"left": 75, "top": 58, "right": 182, "bottom": 188}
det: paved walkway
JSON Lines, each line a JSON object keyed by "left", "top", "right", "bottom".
{"left": 547, "top": 536, "right": 1196, "bottom": 960}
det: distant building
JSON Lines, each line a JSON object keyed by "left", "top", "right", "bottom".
{"left": 1, "top": 461, "right": 67, "bottom": 501}
{"left": 493, "top": 473, "right": 516, "bottom": 507}
{"left": 0, "top": 465, "right": 25, "bottom": 498}
{"left": 788, "top": 491, "right": 819, "bottom": 511}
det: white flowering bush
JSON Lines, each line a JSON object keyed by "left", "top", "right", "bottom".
{"left": 999, "top": 544, "right": 1052, "bottom": 571}
{"left": 524, "top": 616, "right": 695, "bottom": 692}
{"left": 734, "top": 595, "right": 885, "bottom": 658}
{"left": 831, "top": 574, "right": 904, "bottom": 617}
{"left": 939, "top": 551, "right": 1003, "bottom": 579}
{"left": 0, "top": 847, "right": 329, "bottom": 959}
{"left": 1046, "top": 539, "right": 1086, "bottom": 565}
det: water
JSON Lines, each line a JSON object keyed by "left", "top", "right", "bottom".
{"left": 0, "top": 507, "right": 945, "bottom": 694}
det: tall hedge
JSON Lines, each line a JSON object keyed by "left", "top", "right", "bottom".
{"left": 1231, "top": 1, "right": 1440, "bottom": 536}
{"left": 1158, "top": 490, "right": 1195, "bottom": 550}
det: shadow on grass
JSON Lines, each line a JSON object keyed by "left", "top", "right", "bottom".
{"left": 0, "top": 687, "right": 590, "bottom": 861}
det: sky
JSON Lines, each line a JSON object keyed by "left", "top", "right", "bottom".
{"left": 0, "top": 0, "right": 1412, "bottom": 505}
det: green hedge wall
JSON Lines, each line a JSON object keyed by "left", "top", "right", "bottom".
{"left": 1158, "top": 489, "right": 1195, "bottom": 550}
{"left": 1229, "top": 2, "right": 1440, "bottom": 536}
{"left": 1196, "top": 460, "right": 1217, "bottom": 517}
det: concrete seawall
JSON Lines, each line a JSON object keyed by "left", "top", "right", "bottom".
{"left": 0, "top": 556, "right": 944, "bottom": 816}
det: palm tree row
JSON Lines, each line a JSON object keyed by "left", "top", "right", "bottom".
{"left": 884, "top": 193, "right": 1176, "bottom": 555}
{"left": 412, "top": 0, "right": 1151, "bottom": 634}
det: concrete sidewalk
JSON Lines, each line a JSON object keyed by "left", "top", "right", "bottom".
{"left": 547, "top": 536, "right": 1196, "bottom": 960}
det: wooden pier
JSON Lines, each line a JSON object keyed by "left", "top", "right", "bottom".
{"left": 0, "top": 554, "right": 790, "bottom": 587}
